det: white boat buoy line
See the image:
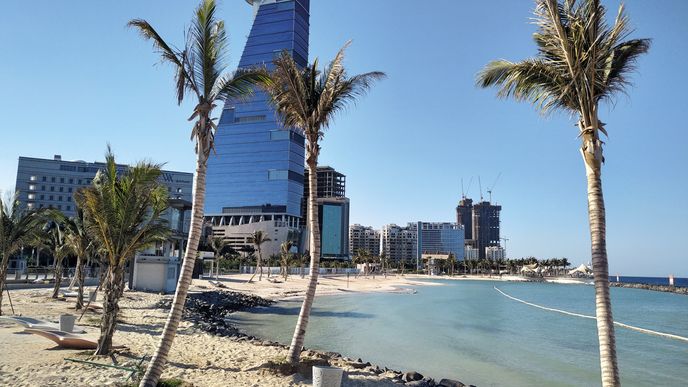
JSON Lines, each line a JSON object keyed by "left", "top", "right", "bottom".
{"left": 493, "top": 286, "right": 688, "bottom": 344}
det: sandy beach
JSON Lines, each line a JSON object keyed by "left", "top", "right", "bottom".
{"left": 0, "top": 274, "right": 437, "bottom": 386}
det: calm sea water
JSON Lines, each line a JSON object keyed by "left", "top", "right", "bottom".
{"left": 229, "top": 279, "right": 688, "bottom": 386}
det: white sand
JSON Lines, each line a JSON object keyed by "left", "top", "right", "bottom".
{"left": 0, "top": 274, "right": 428, "bottom": 386}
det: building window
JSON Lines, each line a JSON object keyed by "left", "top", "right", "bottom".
{"left": 268, "top": 170, "right": 288, "bottom": 180}
{"left": 42, "top": 176, "right": 46, "bottom": 182}
{"left": 40, "top": 195, "right": 44, "bottom": 200}
{"left": 51, "top": 177, "right": 55, "bottom": 183}
{"left": 59, "top": 187, "right": 64, "bottom": 192}
{"left": 176, "top": 188, "right": 182, "bottom": 193}
{"left": 27, "top": 203, "right": 34, "bottom": 209}
{"left": 67, "top": 197, "right": 71, "bottom": 202}
{"left": 60, "top": 178, "right": 64, "bottom": 183}
{"left": 234, "top": 115, "right": 266, "bottom": 123}
{"left": 49, "top": 195, "right": 54, "bottom": 201}
{"left": 39, "top": 204, "right": 44, "bottom": 209}
{"left": 29, "top": 176, "right": 37, "bottom": 181}
{"left": 28, "top": 185, "right": 36, "bottom": 191}
{"left": 270, "top": 130, "right": 289, "bottom": 141}
{"left": 68, "top": 187, "right": 72, "bottom": 193}
{"left": 50, "top": 186, "right": 54, "bottom": 192}
{"left": 41, "top": 185, "right": 46, "bottom": 191}
{"left": 66, "top": 206, "right": 71, "bottom": 211}
{"left": 57, "top": 205, "right": 62, "bottom": 210}
{"left": 28, "top": 194, "right": 36, "bottom": 200}
{"left": 69, "top": 178, "right": 73, "bottom": 184}
{"left": 58, "top": 196, "right": 63, "bottom": 201}
{"left": 78, "top": 179, "right": 82, "bottom": 185}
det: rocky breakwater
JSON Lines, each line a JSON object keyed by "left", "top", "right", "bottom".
{"left": 609, "top": 282, "right": 688, "bottom": 295}
{"left": 156, "top": 290, "right": 273, "bottom": 336}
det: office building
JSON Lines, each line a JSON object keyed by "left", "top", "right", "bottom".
{"left": 204, "top": 0, "right": 310, "bottom": 218}
{"left": 349, "top": 224, "right": 380, "bottom": 257}
{"left": 410, "top": 222, "right": 464, "bottom": 262}
{"left": 302, "top": 166, "right": 350, "bottom": 260}
{"left": 14, "top": 155, "right": 193, "bottom": 218}
{"left": 204, "top": 0, "right": 310, "bottom": 252}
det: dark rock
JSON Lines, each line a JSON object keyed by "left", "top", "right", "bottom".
{"left": 403, "top": 371, "right": 424, "bottom": 382}
{"left": 406, "top": 381, "right": 430, "bottom": 387}
{"left": 325, "top": 351, "right": 342, "bottom": 358}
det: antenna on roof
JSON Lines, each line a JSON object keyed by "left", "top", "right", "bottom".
{"left": 461, "top": 178, "right": 465, "bottom": 199}
{"left": 466, "top": 176, "right": 474, "bottom": 199}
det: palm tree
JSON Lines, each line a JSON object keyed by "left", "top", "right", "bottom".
{"left": 262, "top": 44, "right": 383, "bottom": 365}
{"left": 208, "top": 236, "right": 227, "bottom": 280}
{"left": 42, "top": 213, "right": 73, "bottom": 299}
{"left": 280, "top": 240, "right": 294, "bottom": 281}
{"left": 129, "top": 1, "right": 269, "bottom": 384}
{"left": 75, "top": 148, "right": 170, "bottom": 356}
{"left": 247, "top": 230, "right": 271, "bottom": 283}
{"left": 477, "top": 1, "right": 649, "bottom": 384}
{"left": 63, "top": 207, "right": 93, "bottom": 309}
{"left": 0, "top": 193, "right": 43, "bottom": 315}
{"left": 352, "top": 249, "right": 370, "bottom": 278}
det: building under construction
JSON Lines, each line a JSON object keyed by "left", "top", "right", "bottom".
{"left": 456, "top": 198, "right": 501, "bottom": 259}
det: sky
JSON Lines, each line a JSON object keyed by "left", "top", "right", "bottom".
{"left": 1, "top": 1, "right": 686, "bottom": 276}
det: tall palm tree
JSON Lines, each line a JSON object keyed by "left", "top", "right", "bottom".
{"left": 208, "top": 236, "right": 227, "bottom": 280}
{"left": 477, "top": 1, "right": 649, "bottom": 385}
{"left": 247, "top": 230, "right": 271, "bottom": 283}
{"left": 64, "top": 207, "right": 94, "bottom": 309}
{"left": 42, "top": 213, "right": 73, "bottom": 299}
{"left": 129, "top": 1, "right": 269, "bottom": 385}
{"left": 280, "top": 240, "right": 294, "bottom": 281}
{"left": 0, "top": 193, "right": 43, "bottom": 315}
{"left": 75, "top": 148, "right": 170, "bottom": 355}
{"left": 262, "top": 43, "right": 384, "bottom": 365}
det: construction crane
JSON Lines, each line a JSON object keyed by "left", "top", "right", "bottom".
{"left": 478, "top": 176, "right": 483, "bottom": 201}
{"left": 487, "top": 172, "right": 502, "bottom": 203}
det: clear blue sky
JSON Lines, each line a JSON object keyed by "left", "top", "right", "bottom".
{"left": 1, "top": 1, "right": 686, "bottom": 276}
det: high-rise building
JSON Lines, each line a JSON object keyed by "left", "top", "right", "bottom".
{"left": 456, "top": 197, "right": 501, "bottom": 259}
{"left": 205, "top": 0, "right": 310, "bottom": 218}
{"left": 204, "top": 0, "right": 310, "bottom": 252}
{"left": 302, "top": 166, "right": 350, "bottom": 260}
{"left": 14, "top": 155, "right": 193, "bottom": 218}
{"left": 472, "top": 201, "right": 501, "bottom": 259}
{"left": 380, "top": 224, "right": 416, "bottom": 263}
{"left": 349, "top": 224, "right": 380, "bottom": 257}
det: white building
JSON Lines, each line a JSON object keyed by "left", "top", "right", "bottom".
{"left": 349, "top": 224, "right": 380, "bottom": 257}
{"left": 485, "top": 246, "right": 506, "bottom": 260}
{"left": 465, "top": 245, "right": 480, "bottom": 260}
{"left": 380, "top": 224, "right": 416, "bottom": 263}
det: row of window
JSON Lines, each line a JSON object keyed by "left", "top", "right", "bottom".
{"left": 29, "top": 175, "right": 91, "bottom": 185}
{"left": 28, "top": 185, "right": 75, "bottom": 193}
{"left": 27, "top": 203, "right": 71, "bottom": 211}
{"left": 27, "top": 193, "right": 72, "bottom": 202}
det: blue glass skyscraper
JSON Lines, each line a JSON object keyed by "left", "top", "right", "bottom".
{"left": 205, "top": 0, "right": 310, "bottom": 218}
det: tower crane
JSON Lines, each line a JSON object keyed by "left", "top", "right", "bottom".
{"left": 487, "top": 172, "right": 502, "bottom": 203}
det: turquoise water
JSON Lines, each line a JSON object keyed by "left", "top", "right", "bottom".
{"left": 229, "top": 280, "right": 688, "bottom": 386}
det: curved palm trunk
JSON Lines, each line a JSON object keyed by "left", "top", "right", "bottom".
{"left": 75, "top": 256, "right": 86, "bottom": 310}
{"left": 583, "top": 152, "right": 620, "bottom": 387}
{"left": 247, "top": 247, "right": 263, "bottom": 283}
{"left": 95, "top": 264, "right": 125, "bottom": 355}
{"left": 287, "top": 157, "right": 320, "bottom": 365}
{"left": 140, "top": 154, "right": 207, "bottom": 387}
{"left": 51, "top": 258, "right": 63, "bottom": 299}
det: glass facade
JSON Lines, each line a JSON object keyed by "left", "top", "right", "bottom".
{"left": 321, "top": 204, "right": 343, "bottom": 256}
{"left": 413, "top": 222, "right": 465, "bottom": 261}
{"left": 205, "top": 0, "right": 310, "bottom": 217}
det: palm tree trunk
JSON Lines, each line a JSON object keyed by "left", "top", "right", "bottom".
{"left": 95, "top": 265, "right": 124, "bottom": 355}
{"left": 51, "top": 259, "right": 63, "bottom": 299}
{"left": 287, "top": 157, "right": 321, "bottom": 365}
{"left": 75, "top": 256, "right": 85, "bottom": 310}
{"left": 0, "top": 250, "right": 9, "bottom": 316}
{"left": 248, "top": 248, "right": 262, "bottom": 283}
{"left": 140, "top": 153, "right": 207, "bottom": 387}
{"left": 583, "top": 151, "right": 620, "bottom": 387}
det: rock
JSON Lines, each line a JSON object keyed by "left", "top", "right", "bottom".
{"left": 349, "top": 361, "right": 367, "bottom": 369}
{"left": 406, "top": 381, "right": 430, "bottom": 387}
{"left": 325, "top": 351, "right": 342, "bottom": 358}
{"left": 403, "top": 371, "right": 424, "bottom": 382}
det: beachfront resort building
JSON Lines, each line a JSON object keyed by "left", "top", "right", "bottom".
{"left": 203, "top": 0, "right": 310, "bottom": 257}
{"left": 349, "top": 224, "right": 381, "bottom": 257}
{"left": 14, "top": 155, "right": 192, "bottom": 218}
{"left": 485, "top": 246, "right": 506, "bottom": 260}
{"left": 381, "top": 224, "right": 416, "bottom": 263}
{"left": 456, "top": 197, "right": 502, "bottom": 259}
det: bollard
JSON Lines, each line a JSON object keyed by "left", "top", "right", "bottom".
{"left": 312, "top": 366, "right": 344, "bottom": 387}
{"left": 60, "top": 314, "right": 76, "bottom": 333}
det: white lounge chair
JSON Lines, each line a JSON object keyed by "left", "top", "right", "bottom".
{"left": 0, "top": 316, "right": 86, "bottom": 333}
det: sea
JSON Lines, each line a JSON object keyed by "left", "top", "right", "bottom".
{"left": 229, "top": 279, "right": 688, "bottom": 387}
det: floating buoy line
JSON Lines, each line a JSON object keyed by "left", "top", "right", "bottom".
{"left": 494, "top": 286, "right": 688, "bottom": 344}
